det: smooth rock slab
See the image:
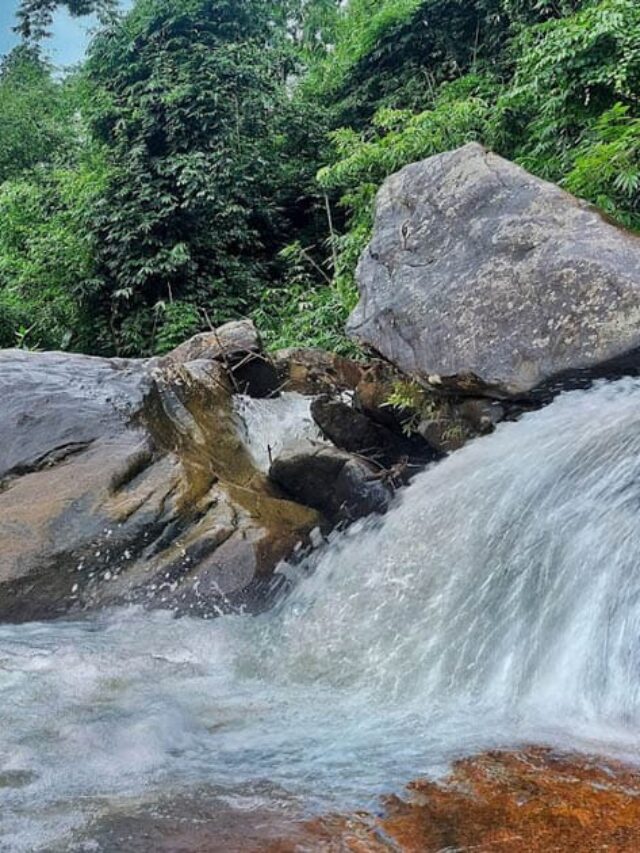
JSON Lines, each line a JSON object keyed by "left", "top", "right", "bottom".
{"left": 0, "top": 331, "right": 318, "bottom": 623}
{"left": 350, "top": 142, "right": 640, "bottom": 398}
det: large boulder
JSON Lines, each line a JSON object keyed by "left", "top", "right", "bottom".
{"left": 0, "top": 335, "right": 319, "bottom": 623}
{"left": 349, "top": 142, "right": 640, "bottom": 398}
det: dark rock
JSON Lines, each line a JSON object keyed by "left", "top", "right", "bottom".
{"left": 417, "top": 397, "right": 506, "bottom": 453}
{"left": 311, "top": 396, "right": 384, "bottom": 455}
{"left": 417, "top": 418, "right": 468, "bottom": 454}
{"left": 350, "top": 142, "right": 640, "bottom": 399}
{"left": 310, "top": 395, "right": 437, "bottom": 468}
{"left": 231, "top": 355, "right": 280, "bottom": 399}
{"left": 335, "top": 457, "right": 393, "bottom": 520}
{"left": 269, "top": 442, "right": 392, "bottom": 524}
{"left": 0, "top": 339, "right": 319, "bottom": 623}
{"left": 456, "top": 398, "right": 505, "bottom": 433}
{"left": 272, "top": 347, "right": 363, "bottom": 395}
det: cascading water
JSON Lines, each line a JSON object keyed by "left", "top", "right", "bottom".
{"left": 3, "top": 378, "right": 640, "bottom": 850}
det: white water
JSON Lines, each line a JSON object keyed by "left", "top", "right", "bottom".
{"left": 3, "top": 379, "right": 640, "bottom": 849}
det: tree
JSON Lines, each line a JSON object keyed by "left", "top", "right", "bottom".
{"left": 0, "top": 45, "right": 106, "bottom": 351}
{"left": 83, "top": 0, "right": 304, "bottom": 354}
{"left": 308, "top": 0, "right": 509, "bottom": 127}
{"left": 15, "top": 0, "right": 117, "bottom": 41}
{"left": 0, "top": 46, "right": 75, "bottom": 182}
{"left": 0, "top": 154, "right": 108, "bottom": 351}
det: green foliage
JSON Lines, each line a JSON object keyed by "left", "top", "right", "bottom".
{"left": 0, "top": 152, "right": 109, "bottom": 351}
{"left": 385, "top": 379, "right": 449, "bottom": 436}
{"left": 0, "top": 47, "right": 76, "bottom": 183}
{"left": 84, "top": 0, "right": 319, "bottom": 355}
{"left": 253, "top": 282, "right": 359, "bottom": 355}
{"left": 0, "top": 48, "right": 107, "bottom": 351}
{"left": 272, "top": 0, "right": 340, "bottom": 58}
{"left": 252, "top": 239, "right": 359, "bottom": 355}
{"left": 152, "top": 300, "right": 203, "bottom": 354}
{"left": 496, "top": 0, "right": 640, "bottom": 180}
{"left": 565, "top": 104, "right": 640, "bottom": 227}
{"left": 308, "top": 0, "right": 509, "bottom": 126}
{"left": 15, "top": 0, "right": 118, "bottom": 41}
{"left": 2, "top": 0, "right": 639, "bottom": 359}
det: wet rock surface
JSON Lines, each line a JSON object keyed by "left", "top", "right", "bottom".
{"left": 0, "top": 326, "right": 319, "bottom": 623}
{"left": 63, "top": 748, "right": 640, "bottom": 851}
{"left": 350, "top": 142, "right": 640, "bottom": 398}
{"left": 270, "top": 441, "right": 393, "bottom": 524}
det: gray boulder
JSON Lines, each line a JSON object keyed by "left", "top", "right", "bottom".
{"left": 349, "top": 143, "right": 640, "bottom": 398}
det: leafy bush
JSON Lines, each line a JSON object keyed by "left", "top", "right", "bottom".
{"left": 252, "top": 240, "right": 360, "bottom": 355}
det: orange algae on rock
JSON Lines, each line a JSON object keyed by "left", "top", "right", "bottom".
{"left": 267, "top": 748, "right": 640, "bottom": 852}
{"left": 374, "top": 748, "right": 640, "bottom": 852}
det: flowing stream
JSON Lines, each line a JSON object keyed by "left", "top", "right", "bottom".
{"left": 3, "top": 379, "right": 640, "bottom": 849}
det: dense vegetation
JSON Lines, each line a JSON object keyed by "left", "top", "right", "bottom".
{"left": 1, "top": 0, "right": 639, "bottom": 354}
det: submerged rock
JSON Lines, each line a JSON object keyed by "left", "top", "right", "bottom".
{"left": 350, "top": 142, "right": 640, "bottom": 398}
{"left": 67, "top": 748, "right": 640, "bottom": 851}
{"left": 269, "top": 441, "right": 393, "bottom": 523}
{"left": 0, "top": 333, "right": 319, "bottom": 623}
{"left": 294, "top": 748, "right": 640, "bottom": 851}
{"left": 372, "top": 748, "right": 640, "bottom": 851}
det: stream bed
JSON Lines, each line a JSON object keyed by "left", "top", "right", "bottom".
{"left": 3, "top": 379, "right": 640, "bottom": 850}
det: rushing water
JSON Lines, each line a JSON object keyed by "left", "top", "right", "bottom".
{"left": 3, "top": 379, "right": 640, "bottom": 850}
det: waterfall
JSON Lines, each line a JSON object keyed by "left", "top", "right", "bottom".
{"left": 3, "top": 378, "right": 640, "bottom": 850}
